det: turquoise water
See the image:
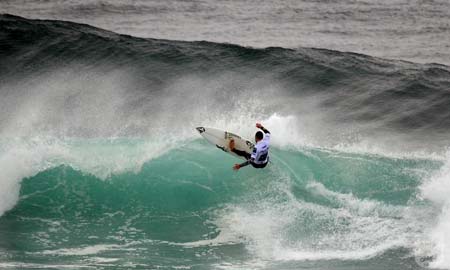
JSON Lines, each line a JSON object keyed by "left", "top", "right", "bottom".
{"left": 0, "top": 139, "right": 442, "bottom": 269}
{"left": 2, "top": 14, "right": 450, "bottom": 269}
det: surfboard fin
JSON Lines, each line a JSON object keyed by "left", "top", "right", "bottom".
{"left": 196, "top": 127, "right": 205, "bottom": 133}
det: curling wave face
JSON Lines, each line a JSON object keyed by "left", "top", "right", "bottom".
{"left": 0, "top": 138, "right": 443, "bottom": 269}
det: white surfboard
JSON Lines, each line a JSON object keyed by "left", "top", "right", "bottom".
{"left": 196, "top": 127, "right": 255, "bottom": 160}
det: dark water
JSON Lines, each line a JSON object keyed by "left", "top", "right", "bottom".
{"left": 2, "top": 0, "right": 450, "bottom": 65}
{"left": 0, "top": 14, "right": 450, "bottom": 269}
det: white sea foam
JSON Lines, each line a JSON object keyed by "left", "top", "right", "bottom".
{"left": 419, "top": 151, "right": 450, "bottom": 268}
{"left": 203, "top": 166, "right": 423, "bottom": 263}
{"left": 216, "top": 112, "right": 447, "bottom": 161}
{"left": 212, "top": 202, "right": 408, "bottom": 262}
{"left": 40, "top": 244, "right": 130, "bottom": 256}
{"left": 0, "top": 262, "right": 92, "bottom": 269}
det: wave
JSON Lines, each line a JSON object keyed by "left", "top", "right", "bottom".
{"left": 2, "top": 14, "right": 450, "bottom": 136}
{"left": 1, "top": 14, "right": 450, "bottom": 268}
{"left": 0, "top": 138, "right": 441, "bottom": 266}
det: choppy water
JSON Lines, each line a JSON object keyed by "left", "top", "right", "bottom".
{"left": 2, "top": 0, "right": 450, "bottom": 65}
{"left": 1, "top": 13, "right": 450, "bottom": 270}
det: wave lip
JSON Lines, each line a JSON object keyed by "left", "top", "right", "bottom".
{"left": 0, "top": 137, "right": 178, "bottom": 217}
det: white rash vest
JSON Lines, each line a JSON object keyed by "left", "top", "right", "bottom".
{"left": 251, "top": 133, "right": 270, "bottom": 164}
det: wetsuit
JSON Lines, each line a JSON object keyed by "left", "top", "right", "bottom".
{"left": 232, "top": 127, "right": 270, "bottom": 169}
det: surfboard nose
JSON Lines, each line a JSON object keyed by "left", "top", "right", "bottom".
{"left": 196, "top": 127, "right": 205, "bottom": 133}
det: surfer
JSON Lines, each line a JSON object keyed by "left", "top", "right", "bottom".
{"left": 230, "top": 123, "right": 270, "bottom": 170}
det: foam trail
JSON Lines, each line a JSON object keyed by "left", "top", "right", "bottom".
{"left": 207, "top": 164, "right": 418, "bottom": 263}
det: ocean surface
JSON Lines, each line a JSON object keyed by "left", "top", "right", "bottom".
{"left": 2, "top": 0, "right": 450, "bottom": 65}
{"left": 0, "top": 6, "right": 450, "bottom": 270}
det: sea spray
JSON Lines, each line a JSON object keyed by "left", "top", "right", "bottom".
{"left": 420, "top": 151, "right": 450, "bottom": 268}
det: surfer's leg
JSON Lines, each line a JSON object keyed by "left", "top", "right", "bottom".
{"left": 232, "top": 149, "right": 251, "bottom": 160}
{"left": 229, "top": 139, "right": 251, "bottom": 159}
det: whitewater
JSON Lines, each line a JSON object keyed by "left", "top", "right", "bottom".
{"left": 1, "top": 13, "right": 450, "bottom": 270}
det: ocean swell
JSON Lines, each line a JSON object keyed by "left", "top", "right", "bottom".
{"left": 1, "top": 14, "right": 450, "bottom": 269}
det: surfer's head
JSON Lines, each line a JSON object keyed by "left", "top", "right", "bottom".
{"left": 255, "top": 131, "right": 264, "bottom": 142}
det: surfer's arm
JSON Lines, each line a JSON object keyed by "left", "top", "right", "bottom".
{"left": 239, "top": 160, "right": 251, "bottom": 167}
{"left": 256, "top": 123, "right": 270, "bottom": 134}
{"left": 233, "top": 159, "right": 252, "bottom": 170}
{"left": 234, "top": 149, "right": 255, "bottom": 170}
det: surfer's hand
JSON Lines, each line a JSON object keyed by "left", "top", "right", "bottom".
{"left": 256, "top": 123, "right": 263, "bottom": 129}
{"left": 233, "top": 164, "right": 240, "bottom": 170}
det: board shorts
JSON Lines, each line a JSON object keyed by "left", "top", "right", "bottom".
{"left": 232, "top": 148, "right": 268, "bottom": 169}
{"left": 251, "top": 160, "right": 268, "bottom": 169}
